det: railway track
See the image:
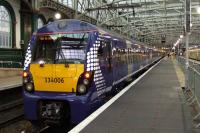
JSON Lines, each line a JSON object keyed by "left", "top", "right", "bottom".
{"left": 0, "top": 98, "right": 24, "bottom": 128}
{"left": 39, "top": 125, "right": 75, "bottom": 133}
{"left": 0, "top": 86, "right": 24, "bottom": 128}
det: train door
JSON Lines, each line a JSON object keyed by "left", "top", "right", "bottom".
{"left": 98, "top": 39, "right": 113, "bottom": 94}
{"left": 104, "top": 40, "right": 113, "bottom": 93}
{"left": 112, "top": 40, "right": 119, "bottom": 85}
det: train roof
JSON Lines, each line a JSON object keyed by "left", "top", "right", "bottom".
{"left": 36, "top": 19, "right": 146, "bottom": 48}
{"left": 37, "top": 19, "right": 98, "bottom": 35}
{"left": 36, "top": 19, "right": 125, "bottom": 40}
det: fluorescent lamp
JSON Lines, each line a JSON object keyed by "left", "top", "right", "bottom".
{"left": 55, "top": 12, "right": 61, "bottom": 20}
{"left": 197, "top": 7, "right": 200, "bottom": 14}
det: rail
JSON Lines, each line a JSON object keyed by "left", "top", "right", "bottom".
{"left": 0, "top": 99, "right": 23, "bottom": 128}
{"left": 0, "top": 87, "right": 24, "bottom": 128}
{"left": 177, "top": 56, "right": 200, "bottom": 128}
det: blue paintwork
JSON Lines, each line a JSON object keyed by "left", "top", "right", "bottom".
{"left": 37, "top": 19, "right": 98, "bottom": 34}
{"left": 24, "top": 90, "right": 92, "bottom": 123}
{"left": 23, "top": 19, "right": 161, "bottom": 124}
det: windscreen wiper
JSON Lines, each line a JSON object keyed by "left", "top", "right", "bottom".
{"left": 58, "top": 41, "right": 69, "bottom": 67}
{"left": 79, "top": 33, "right": 86, "bottom": 46}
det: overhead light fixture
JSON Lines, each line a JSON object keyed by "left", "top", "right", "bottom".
{"left": 55, "top": 12, "right": 61, "bottom": 20}
{"left": 55, "top": 0, "right": 61, "bottom": 20}
{"left": 197, "top": 7, "right": 200, "bottom": 14}
{"left": 180, "top": 35, "right": 184, "bottom": 39}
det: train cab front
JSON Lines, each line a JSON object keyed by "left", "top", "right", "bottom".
{"left": 23, "top": 33, "right": 94, "bottom": 125}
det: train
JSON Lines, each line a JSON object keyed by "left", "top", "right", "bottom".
{"left": 188, "top": 48, "right": 200, "bottom": 60}
{"left": 22, "top": 19, "right": 162, "bottom": 128}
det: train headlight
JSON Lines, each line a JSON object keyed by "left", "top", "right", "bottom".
{"left": 83, "top": 79, "right": 89, "bottom": 85}
{"left": 77, "top": 71, "right": 93, "bottom": 95}
{"left": 23, "top": 78, "right": 28, "bottom": 83}
{"left": 77, "top": 84, "right": 87, "bottom": 94}
{"left": 25, "top": 83, "right": 34, "bottom": 92}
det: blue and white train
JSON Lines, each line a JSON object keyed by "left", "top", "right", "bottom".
{"left": 22, "top": 19, "right": 162, "bottom": 126}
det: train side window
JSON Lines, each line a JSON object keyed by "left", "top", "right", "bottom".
{"left": 98, "top": 41, "right": 104, "bottom": 56}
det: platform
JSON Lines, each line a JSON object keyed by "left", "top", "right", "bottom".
{"left": 76, "top": 58, "right": 194, "bottom": 133}
{"left": 0, "top": 69, "right": 22, "bottom": 91}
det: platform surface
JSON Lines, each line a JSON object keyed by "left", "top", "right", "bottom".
{"left": 80, "top": 58, "right": 194, "bottom": 133}
{"left": 0, "top": 69, "right": 22, "bottom": 90}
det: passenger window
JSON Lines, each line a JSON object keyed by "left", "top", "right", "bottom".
{"left": 98, "top": 41, "right": 105, "bottom": 56}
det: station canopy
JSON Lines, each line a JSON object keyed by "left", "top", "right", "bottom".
{"left": 83, "top": 0, "right": 200, "bottom": 48}
{"left": 39, "top": 0, "right": 200, "bottom": 48}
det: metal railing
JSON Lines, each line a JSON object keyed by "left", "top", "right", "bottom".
{"left": 177, "top": 56, "right": 200, "bottom": 127}
{"left": 0, "top": 61, "right": 22, "bottom": 68}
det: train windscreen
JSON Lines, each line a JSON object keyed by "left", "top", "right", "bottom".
{"left": 33, "top": 33, "right": 88, "bottom": 64}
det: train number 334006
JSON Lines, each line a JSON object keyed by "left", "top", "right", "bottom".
{"left": 45, "top": 77, "right": 64, "bottom": 83}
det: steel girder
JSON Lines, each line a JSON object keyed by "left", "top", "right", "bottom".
{"left": 97, "top": 0, "right": 200, "bottom": 47}
{"left": 36, "top": 0, "right": 200, "bottom": 47}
